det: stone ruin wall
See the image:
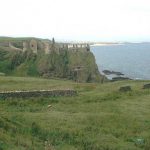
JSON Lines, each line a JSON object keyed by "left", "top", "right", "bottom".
{"left": 59, "top": 43, "right": 90, "bottom": 52}
{"left": 23, "top": 41, "right": 29, "bottom": 52}
{"left": 0, "top": 42, "right": 9, "bottom": 47}
{"left": 0, "top": 89, "right": 77, "bottom": 98}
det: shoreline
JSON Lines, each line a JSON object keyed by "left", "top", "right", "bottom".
{"left": 100, "top": 69, "right": 146, "bottom": 81}
{"left": 90, "top": 43, "right": 124, "bottom": 46}
{"left": 91, "top": 43, "right": 150, "bottom": 81}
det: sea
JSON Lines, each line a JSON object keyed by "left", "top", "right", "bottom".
{"left": 91, "top": 43, "right": 150, "bottom": 80}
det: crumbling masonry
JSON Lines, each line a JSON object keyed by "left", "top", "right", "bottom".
{"left": 0, "top": 38, "right": 90, "bottom": 54}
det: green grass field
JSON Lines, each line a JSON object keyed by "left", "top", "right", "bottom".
{"left": 0, "top": 76, "right": 150, "bottom": 150}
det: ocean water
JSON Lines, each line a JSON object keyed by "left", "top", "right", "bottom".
{"left": 91, "top": 43, "right": 150, "bottom": 80}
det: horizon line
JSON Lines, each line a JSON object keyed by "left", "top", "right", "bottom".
{"left": 0, "top": 35, "right": 150, "bottom": 43}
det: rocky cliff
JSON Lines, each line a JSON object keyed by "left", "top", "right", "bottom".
{"left": 0, "top": 37, "right": 103, "bottom": 82}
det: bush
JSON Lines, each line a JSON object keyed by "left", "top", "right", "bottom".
{"left": 31, "top": 122, "right": 40, "bottom": 136}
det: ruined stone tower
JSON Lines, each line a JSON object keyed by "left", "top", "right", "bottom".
{"left": 29, "top": 39, "right": 37, "bottom": 53}
{"left": 44, "top": 42, "right": 50, "bottom": 54}
{"left": 23, "top": 41, "right": 29, "bottom": 52}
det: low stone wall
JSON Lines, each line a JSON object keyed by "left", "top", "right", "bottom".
{"left": 0, "top": 89, "right": 77, "bottom": 98}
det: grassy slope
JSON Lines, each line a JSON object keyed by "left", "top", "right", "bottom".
{"left": 0, "top": 76, "right": 150, "bottom": 150}
{"left": 0, "top": 37, "right": 43, "bottom": 43}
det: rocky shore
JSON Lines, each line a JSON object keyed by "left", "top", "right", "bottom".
{"left": 102, "top": 69, "right": 132, "bottom": 81}
{"left": 103, "top": 70, "right": 124, "bottom": 76}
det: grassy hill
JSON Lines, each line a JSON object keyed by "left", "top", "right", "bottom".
{"left": 0, "top": 76, "right": 150, "bottom": 150}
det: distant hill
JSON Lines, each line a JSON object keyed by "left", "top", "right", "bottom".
{"left": 0, "top": 37, "right": 103, "bottom": 82}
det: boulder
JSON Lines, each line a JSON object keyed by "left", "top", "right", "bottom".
{"left": 143, "top": 83, "right": 150, "bottom": 89}
{"left": 119, "top": 86, "right": 132, "bottom": 92}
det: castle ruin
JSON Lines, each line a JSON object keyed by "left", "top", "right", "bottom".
{"left": 0, "top": 38, "right": 90, "bottom": 54}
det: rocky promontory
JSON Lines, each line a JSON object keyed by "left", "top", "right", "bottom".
{"left": 0, "top": 37, "right": 103, "bottom": 82}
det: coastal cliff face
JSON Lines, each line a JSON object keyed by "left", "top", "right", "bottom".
{"left": 0, "top": 37, "right": 102, "bottom": 82}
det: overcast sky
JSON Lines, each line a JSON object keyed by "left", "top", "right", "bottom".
{"left": 0, "top": 0, "right": 150, "bottom": 42}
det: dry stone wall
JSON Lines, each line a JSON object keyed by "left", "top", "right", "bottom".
{"left": 0, "top": 89, "right": 77, "bottom": 99}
